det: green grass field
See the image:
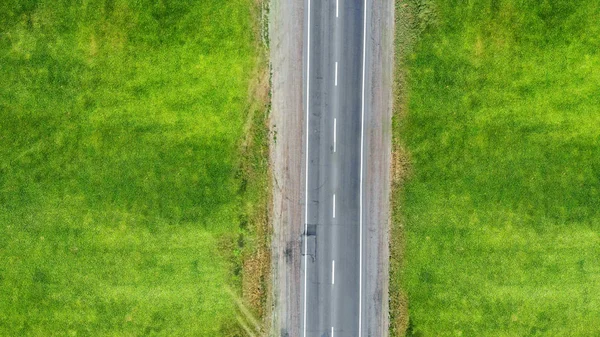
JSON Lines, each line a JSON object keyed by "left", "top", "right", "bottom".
{"left": 393, "top": 0, "right": 600, "bottom": 335}
{"left": 0, "top": 1, "right": 269, "bottom": 335}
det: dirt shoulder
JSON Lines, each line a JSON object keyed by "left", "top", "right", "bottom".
{"left": 268, "top": 0, "right": 305, "bottom": 335}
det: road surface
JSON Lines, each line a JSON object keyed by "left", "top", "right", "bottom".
{"left": 302, "top": 0, "right": 369, "bottom": 336}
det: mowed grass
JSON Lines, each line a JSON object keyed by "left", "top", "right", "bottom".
{"left": 395, "top": 0, "right": 600, "bottom": 335}
{"left": 0, "top": 0, "right": 267, "bottom": 335}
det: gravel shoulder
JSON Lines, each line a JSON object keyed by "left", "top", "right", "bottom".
{"left": 364, "top": 0, "right": 395, "bottom": 336}
{"left": 269, "top": 0, "right": 305, "bottom": 335}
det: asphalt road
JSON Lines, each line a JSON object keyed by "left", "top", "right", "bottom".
{"left": 303, "top": 0, "right": 367, "bottom": 336}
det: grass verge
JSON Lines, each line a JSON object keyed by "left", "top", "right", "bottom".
{"left": 391, "top": 0, "right": 600, "bottom": 335}
{"left": 0, "top": 0, "right": 271, "bottom": 335}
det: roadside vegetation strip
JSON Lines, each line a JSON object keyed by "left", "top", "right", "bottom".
{"left": 392, "top": 0, "right": 600, "bottom": 336}
{"left": 390, "top": 0, "right": 434, "bottom": 335}
{"left": 0, "top": 0, "right": 270, "bottom": 336}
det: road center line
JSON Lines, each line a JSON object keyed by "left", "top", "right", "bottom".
{"left": 303, "top": 0, "right": 311, "bottom": 336}
{"left": 332, "top": 260, "right": 335, "bottom": 284}
{"left": 336, "top": 0, "right": 339, "bottom": 18}
{"left": 335, "top": 61, "right": 338, "bottom": 86}
{"left": 333, "top": 118, "right": 337, "bottom": 152}
{"left": 333, "top": 194, "right": 336, "bottom": 218}
{"left": 332, "top": 326, "right": 335, "bottom": 337}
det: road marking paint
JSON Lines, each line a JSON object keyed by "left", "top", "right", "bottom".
{"left": 333, "top": 194, "right": 336, "bottom": 218}
{"left": 333, "top": 118, "right": 337, "bottom": 152}
{"left": 335, "top": 62, "right": 338, "bottom": 86}
{"left": 332, "top": 260, "right": 335, "bottom": 284}
{"left": 332, "top": 326, "right": 335, "bottom": 337}
{"left": 336, "top": 0, "right": 339, "bottom": 18}
{"left": 303, "top": 0, "right": 311, "bottom": 336}
{"left": 359, "top": 0, "right": 367, "bottom": 335}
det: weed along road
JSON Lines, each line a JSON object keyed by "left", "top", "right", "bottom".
{"left": 302, "top": 0, "right": 369, "bottom": 336}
